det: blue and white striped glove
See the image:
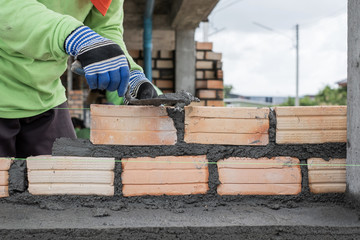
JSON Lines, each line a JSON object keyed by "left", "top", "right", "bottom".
{"left": 124, "top": 70, "right": 158, "bottom": 104}
{"left": 65, "top": 26, "right": 130, "bottom": 97}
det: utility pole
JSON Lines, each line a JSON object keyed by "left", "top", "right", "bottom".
{"left": 295, "top": 24, "right": 300, "bottom": 106}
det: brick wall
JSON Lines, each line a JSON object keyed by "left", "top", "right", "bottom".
{"left": 0, "top": 105, "right": 347, "bottom": 198}
{"left": 129, "top": 50, "right": 175, "bottom": 94}
{"left": 195, "top": 42, "right": 224, "bottom": 107}
{"left": 67, "top": 90, "right": 86, "bottom": 120}
{"left": 128, "top": 42, "right": 224, "bottom": 106}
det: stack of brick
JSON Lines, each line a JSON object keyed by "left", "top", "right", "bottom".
{"left": 67, "top": 90, "right": 85, "bottom": 120}
{"left": 128, "top": 50, "right": 175, "bottom": 94}
{"left": 195, "top": 42, "right": 224, "bottom": 107}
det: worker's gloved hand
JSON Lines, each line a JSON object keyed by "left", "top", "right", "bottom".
{"left": 65, "top": 26, "right": 130, "bottom": 97}
{"left": 124, "top": 70, "right": 158, "bottom": 104}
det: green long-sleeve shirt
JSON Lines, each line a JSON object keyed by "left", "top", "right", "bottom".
{"left": 0, "top": 0, "right": 141, "bottom": 118}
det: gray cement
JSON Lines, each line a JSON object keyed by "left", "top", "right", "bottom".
{"left": 347, "top": 0, "right": 360, "bottom": 206}
{"left": 0, "top": 202, "right": 360, "bottom": 239}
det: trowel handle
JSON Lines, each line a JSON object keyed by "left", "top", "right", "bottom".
{"left": 71, "top": 60, "right": 85, "bottom": 76}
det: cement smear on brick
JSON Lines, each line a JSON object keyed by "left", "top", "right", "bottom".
{"left": 1, "top": 107, "right": 350, "bottom": 212}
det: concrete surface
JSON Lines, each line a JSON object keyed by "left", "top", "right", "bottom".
{"left": 347, "top": 0, "right": 360, "bottom": 205}
{"left": 0, "top": 202, "right": 359, "bottom": 239}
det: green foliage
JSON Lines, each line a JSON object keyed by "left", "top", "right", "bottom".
{"left": 224, "top": 84, "right": 233, "bottom": 98}
{"left": 280, "top": 85, "right": 347, "bottom": 106}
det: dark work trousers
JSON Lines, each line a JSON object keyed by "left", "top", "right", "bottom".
{"left": 0, "top": 102, "right": 76, "bottom": 158}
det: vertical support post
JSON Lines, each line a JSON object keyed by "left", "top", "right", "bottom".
{"left": 143, "top": 0, "right": 155, "bottom": 82}
{"left": 67, "top": 57, "right": 73, "bottom": 93}
{"left": 175, "top": 29, "right": 196, "bottom": 94}
{"left": 295, "top": 24, "right": 299, "bottom": 106}
{"left": 347, "top": 0, "right": 360, "bottom": 203}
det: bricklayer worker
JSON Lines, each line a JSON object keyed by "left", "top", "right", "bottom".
{"left": 0, "top": 0, "right": 159, "bottom": 158}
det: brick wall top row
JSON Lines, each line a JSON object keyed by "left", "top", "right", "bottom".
{"left": 90, "top": 105, "right": 347, "bottom": 146}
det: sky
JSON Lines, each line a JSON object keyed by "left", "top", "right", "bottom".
{"left": 195, "top": 0, "right": 347, "bottom": 97}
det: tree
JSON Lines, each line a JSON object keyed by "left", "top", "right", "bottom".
{"left": 280, "top": 85, "right": 347, "bottom": 106}
{"left": 224, "top": 84, "right": 233, "bottom": 98}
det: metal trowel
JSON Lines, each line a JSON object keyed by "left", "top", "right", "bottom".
{"left": 71, "top": 60, "right": 200, "bottom": 107}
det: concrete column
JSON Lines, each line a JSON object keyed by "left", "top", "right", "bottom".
{"left": 347, "top": 0, "right": 360, "bottom": 201}
{"left": 175, "top": 29, "right": 196, "bottom": 94}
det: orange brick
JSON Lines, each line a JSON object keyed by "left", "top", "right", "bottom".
{"left": 196, "top": 61, "right": 213, "bottom": 69}
{"left": 196, "top": 71, "right": 204, "bottom": 79}
{"left": 162, "top": 90, "right": 174, "bottom": 94}
{"left": 123, "top": 184, "right": 208, "bottom": 197}
{"left": 156, "top": 80, "right": 174, "bottom": 89}
{"left": 128, "top": 50, "right": 140, "bottom": 58}
{"left": 308, "top": 158, "right": 346, "bottom": 193}
{"left": 196, "top": 51, "right": 205, "bottom": 59}
{"left": 0, "top": 158, "right": 11, "bottom": 171}
{"left": 196, "top": 80, "right": 207, "bottom": 89}
{"left": 198, "top": 90, "right": 216, "bottom": 99}
{"left": 196, "top": 42, "right": 213, "bottom": 50}
{"left": 152, "top": 51, "right": 159, "bottom": 58}
{"left": 189, "top": 101, "right": 206, "bottom": 107}
{"left": 27, "top": 156, "right": 115, "bottom": 196}
{"left": 204, "top": 70, "right": 215, "bottom": 79}
{"left": 157, "top": 60, "right": 174, "bottom": 69}
{"left": 152, "top": 70, "right": 160, "bottom": 78}
{"left": 217, "top": 90, "right": 224, "bottom": 99}
{"left": 206, "top": 100, "right": 224, "bottom": 107}
{"left": 122, "top": 155, "right": 209, "bottom": 196}
{"left": 0, "top": 171, "right": 9, "bottom": 186}
{"left": 91, "top": 105, "right": 177, "bottom": 145}
{"left": 217, "top": 70, "right": 223, "bottom": 79}
{"left": 205, "top": 51, "right": 222, "bottom": 60}
{"left": 207, "top": 80, "right": 223, "bottom": 89}
{"left": 0, "top": 186, "right": 8, "bottom": 198}
{"left": 217, "top": 157, "right": 301, "bottom": 195}
{"left": 160, "top": 50, "right": 173, "bottom": 59}
{"left": 184, "top": 106, "right": 270, "bottom": 145}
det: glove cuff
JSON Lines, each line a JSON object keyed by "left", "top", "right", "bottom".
{"left": 123, "top": 70, "right": 151, "bottom": 105}
{"left": 65, "top": 26, "right": 107, "bottom": 56}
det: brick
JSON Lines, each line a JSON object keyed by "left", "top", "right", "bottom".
{"left": 275, "top": 106, "right": 347, "bottom": 117}
{"left": 204, "top": 70, "right": 216, "bottom": 79}
{"left": 160, "top": 69, "right": 174, "bottom": 79}
{"left": 122, "top": 156, "right": 207, "bottom": 170}
{"left": 275, "top": 106, "right": 347, "bottom": 144}
{"left": 185, "top": 106, "right": 269, "bottom": 145}
{"left": 27, "top": 156, "right": 115, "bottom": 196}
{"left": 196, "top": 42, "right": 213, "bottom": 50}
{"left": 156, "top": 80, "right": 174, "bottom": 89}
{"left": 0, "top": 158, "right": 11, "bottom": 171}
{"left": 216, "top": 61, "right": 223, "bottom": 69}
{"left": 217, "top": 90, "right": 224, "bottom": 99}
{"left": 189, "top": 101, "right": 206, "bottom": 107}
{"left": 27, "top": 156, "right": 115, "bottom": 170}
{"left": 162, "top": 90, "right": 174, "bottom": 94}
{"left": 157, "top": 60, "right": 174, "bottom": 69}
{"left": 217, "top": 157, "right": 301, "bottom": 195}
{"left": 152, "top": 51, "right": 159, "bottom": 58}
{"left": 122, "top": 156, "right": 209, "bottom": 196}
{"left": 0, "top": 186, "right": 8, "bottom": 198}
{"left": 123, "top": 184, "right": 208, "bottom": 197}
{"left": 206, "top": 100, "right": 225, "bottom": 107}
{"left": 217, "top": 70, "right": 223, "bottom": 79}
{"left": 128, "top": 50, "right": 140, "bottom": 58}
{"left": 91, "top": 105, "right": 177, "bottom": 145}
{"left": 196, "top": 71, "right": 204, "bottom": 79}
{"left": 185, "top": 106, "right": 269, "bottom": 119}
{"left": 152, "top": 70, "right": 160, "bottom": 78}
{"left": 196, "top": 80, "right": 207, "bottom": 89}
{"left": 198, "top": 90, "right": 216, "bottom": 99}
{"left": 196, "top": 61, "right": 213, "bottom": 69}
{"left": 196, "top": 51, "right": 205, "bottom": 59}
{"left": 29, "top": 184, "right": 114, "bottom": 196}
{"left": 308, "top": 158, "right": 346, "bottom": 194}
{"left": 205, "top": 51, "right": 222, "bottom": 60}
{"left": 137, "top": 60, "right": 144, "bottom": 67}
{"left": 160, "top": 50, "right": 173, "bottom": 59}
{"left": 0, "top": 171, "right": 9, "bottom": 186}
{"left": 207, "top": 80, "right": 223, "bottom": 89}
